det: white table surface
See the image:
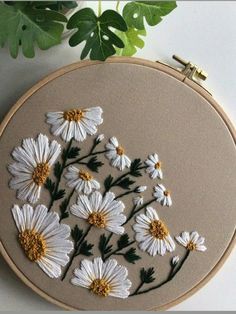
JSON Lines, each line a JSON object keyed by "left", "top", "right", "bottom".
{"left": 0, "top": 1, "right": 235, "bottom": 311}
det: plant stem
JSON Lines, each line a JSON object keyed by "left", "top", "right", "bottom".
{"left": 131, "top": 281, "right": 145, "bottom": 296}
{"left": 114, "top": 189, "right": 136, "bottom": 200}
{"left": 66, "top": 150, "right": 107, "bottom": 167}
{"left": 48, "top": 138, "right": 73, "bottom": 212}
{"left": 124, "top": 198, "right": 156, "bottom": 225}
{"left": 116, "top": 0, "right": 121, "bottom": 12}
{"left": 130, "top": 250, "right": 190, "bottom": 296}
{"left": 61, "top": 225, "right": 92, "bottom": 281}
{"left": 104, "top": 240, "right": 135, "bottom": 261}
{"left": 98, "top": 0, "right": 102, "bottom": 16}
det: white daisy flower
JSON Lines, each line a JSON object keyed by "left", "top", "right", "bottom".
{"left": 133, "top": 196, "right": 144, "bottom": 207}
{"left": 145, "top": 153, "right": 163, "bottom": 179}
{"left": 171, "top": 255, "right": 180, "bottom": 266}
{"left": 46, "top": 107, "right": 103, "bottom": 142}
{"left": 71, "top": 257, "right": 132, "bottom": 298}
{"left": 64, "top": 165, "right": 100, "bottom": 194}
{"left": 8, "top": 134, "right": 61, "bottom": 204}
{"left": 11, "top": 204, "right": 73, "bottom": 278}
{"left": 135, "top": 185, "right": 147, "bottom": 193}
{"left": 105, "top": 137, "right": 131, "bottom": 171}
{"left": 70, "top": 191, "right": 126, "bottom": 234}
{"left": 175, "top": 231, "right": 207, "bottom": 252}
{"left": 96, "top": 134, "right": 105, "bottom": 144}
{"left": 133, "top": 207, "right": 175, "bottom": 256}
{"left": 153, "top": 184, "right": 172, "bottom": 207}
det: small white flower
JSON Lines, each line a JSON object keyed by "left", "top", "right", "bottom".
{"left": 133, "top": 196, "right": 144, "bottom": 207}
{"left": 135, "top": 185, "right": 147, "bottom": 193}
{"left": 153, "top": 184, "right": 172, "bottom": 207}
{"left": 171, "top": 255, "right": 180, "bottom": 266}
{"left": 133, "top": 207, "right": 175, "bottom": 256}
{"left": 70, "top": 191, "right": 126, "bottom": 234}
{"left": 71, "top": 257, "right": 132, "bottom": 298}
{"left": 105, "top": 137, "right": 131, "bottom": 171}
{"left": 46, "top": 107, "right": 103, "bottom": 142}
{"left": 8, "top": 134, "right": 61, "bottom": 204}
{"left": 175, "top": 231, "right": 207, "bottom": 252}
{"left": 145, "top": 153, "right": 163, "bottom": 179}
{"left": 96, "top": 134, "right": 105, "bottom": 143}
{"left": 11, "top": 204, "right": 73, "bottom": 278}
{"left": 64, "top": 165, "right": 100, "bottom": 194}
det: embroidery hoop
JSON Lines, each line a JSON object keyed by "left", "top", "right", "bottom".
{"left": 0, "top": 57, "right": 235, "bottom": 310}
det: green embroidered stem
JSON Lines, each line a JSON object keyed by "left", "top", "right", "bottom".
{"left": 124, "top": 198, "right": 156, "bottom": 225}
{"left": 116, "top": 0, "right": 121, "bottom": 12}
{"left": 59, "top": 188, "right": 76, "bottom": 222}
{"left": 114, "top": 188, "right": 137, "bottom": 200}
{"left": 61, "top": 225, "right": 92, "bottom": 281}
{"left": 130, "top": 250, "right": 190, "bottom": 296}
{"left": 104, "top": 240, "right": 135, "bottom": 261}
{"left": 47, "top": 138, "right": 73, "bottom": 212}
{"left": 98, "top": 0, "right": 102, "bottom": 16}
{"left": 66, "top": 150, "right": 107, "bottom": 167}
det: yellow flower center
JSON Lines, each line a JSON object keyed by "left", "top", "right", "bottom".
{"left": 19, "top": 229, "right": 46, "bottom": 261}
{"left": 187, "top": 241, "right": 197, "bottom": 251}
{"left": 32, "top": 162, "right": 50, "bottom": 186}
{"left": 155, "top": 161, "right": 162, "bottom": 169}
{"left": 63, "top": 109, "right": 84, "bottom": 122}
{"left": 79, "top": 170, "right": 93, "bottom": 181}
{"left": 88, "top": 212, "right": 106, "bottom": 228}
{"left": 149, "top": 220, "right": 169, "bottom": 239}
{"left": 116, "top": 145, "right": 125, "bottom": 156}
{"left": 90, "top": 278, "right": 111, "bottom": 297}
{"left": 164, "top": 190, "right": 170, "bottom": 197}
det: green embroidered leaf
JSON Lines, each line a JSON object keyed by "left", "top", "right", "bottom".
{"left": 86, "top": 156, "right": 104, "bottom": 173}
{"left": 67, "top": 147, "right": 81, "bottom": 159}
{"left": 71, "top": 225, "right": 83, "bottom": 243}
{"left": 78, "top": 240, "right": 94, "bottom": 256}
{"left": 116, "top": 177, "right": 135, "bottom": 190}
{"left": 104, "top": 175, "right": 113, "bottom": 191}
{"left": 123, "top": 247, "right": 141, "bottom": 264}
{"left": 59, "top": 198, "right": 69, "bottom": 221}
{"left": 44, "top": 178, "right": 55, "bottom": 194}
{"left": 68, "top": 8, "right": 127, "bottom": 61}
{"left": 99, "top": 234, "right": 113, "bottom": 255}
{"left": 53, "top": 161, "right": 62, "bottom": 178}
{"left": 140, "top": 267, "right": 155, "bottom": 283}
{"left": 0, "top": 2, "right": 67, "bottom": 58}
{"left": 117, "top": 233, "right": 130, "bottom": 250}
{"left": 130, "top": 158, "right": 143, "bottom": 177}
{"left": 116, "top": 28, "right": 146, "bottom": 56}
{"left": 123, "top": 1, "right": 177, "bottom": 30}
{"left": 54, "top": 189, "right": 65, "bottom": 200}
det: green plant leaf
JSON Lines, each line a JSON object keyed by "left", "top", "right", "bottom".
{"left": 123, "top": 1, "right": 177, "bottom": 30}
{"left": 116, "top": 177, "right": 135, "bottom": 190}
{"left": 71, "top": 225, "right": 83, "bottom": 243}
{"left": 35, "top": 1, "right": 78, "bottom": 11}
{"left": 99, "top": 234, "right": 113, "bottom": 255}
{"left": 116, "top": 27, "right": 146, "bottom": 56}
{"left": 104, "top": 175, "right": 113, "bottom": 191}
{"left": 117, "top": 233, "right": 130, "bottom": 250}
{"left": 68, "top": 8, "right": 127, "bottom": 61}
{"left": 54, "top": 189, "right": 65, "bottom": 200}
{"left": 130, "top": 158, "right": 143, "bottom": 177}
{"left": 78, "top": 240, "right": 94, "bottom": 256}
{"left": 140, "top": 267, "right": 155, "bottom": 283}
{"left": 123, "top": 247, "right": 141, "bottom": 264}
{"left": 44, "top": 177, "right": 55, "bottom": 194}
{"left": 54, "top": 161, "right": 62, "bottom": 178}
{"left": 0, "top": 2, "right": 67, "bottom": 58}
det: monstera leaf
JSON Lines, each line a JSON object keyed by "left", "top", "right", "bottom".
{"left": 68, "top": 8, "right": 127, "bottom": 61}
{"left": 123, "top": 1, "right": 177, "bottom": 30}
{"left": 116, "top": 28, "right": 146, "bottom": 56}
{"left": 0, "top": 2, "right": 67, "bottom": 58}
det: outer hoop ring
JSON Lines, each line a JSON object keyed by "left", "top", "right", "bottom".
{"left": 0, "top": 57, "right": 235, "bottom": 311}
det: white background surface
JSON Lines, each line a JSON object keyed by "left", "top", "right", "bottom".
{"left": 0, "top": 1, "right": 235, "bottom": 311}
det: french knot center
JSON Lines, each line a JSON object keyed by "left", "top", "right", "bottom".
{"left": 63, "top": 109, "right": 84, "bottom": 122}
{"left": 88, "top": 212, "right": 106, "bottom": 228}
{"left": 19, "top": 229, "right": 46, "bottom": 261}
{"left": 90, "top": 279, "right": 111, "bottom": 297}
{"left": 149, "top": 220, "right": 169, "bottom": 239}
{"left": 32, "top": 162, "right": 50, "bottom": 186}
{"left": 79, "top": 170, "right": 93, "bottom": 181}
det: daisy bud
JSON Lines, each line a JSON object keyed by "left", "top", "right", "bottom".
{"left": 133, "top": 196, "right": 144, "bottom": 206}
{"left": 171, "top": 255, "right": 180, "bottom": 266}
{"left": 96, "top": 134, "right": 104, "bottom": 144}
{"left": 135, "top": 186, "right": 147, "bottom": 193}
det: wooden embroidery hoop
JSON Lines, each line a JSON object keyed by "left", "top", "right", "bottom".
{"left": 0, "top": 57, "right": 235, "bottom": 310}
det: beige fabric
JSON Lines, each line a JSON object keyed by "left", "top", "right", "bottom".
{"left": 0, "top": 60, "right": 235, "bottom": 310}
